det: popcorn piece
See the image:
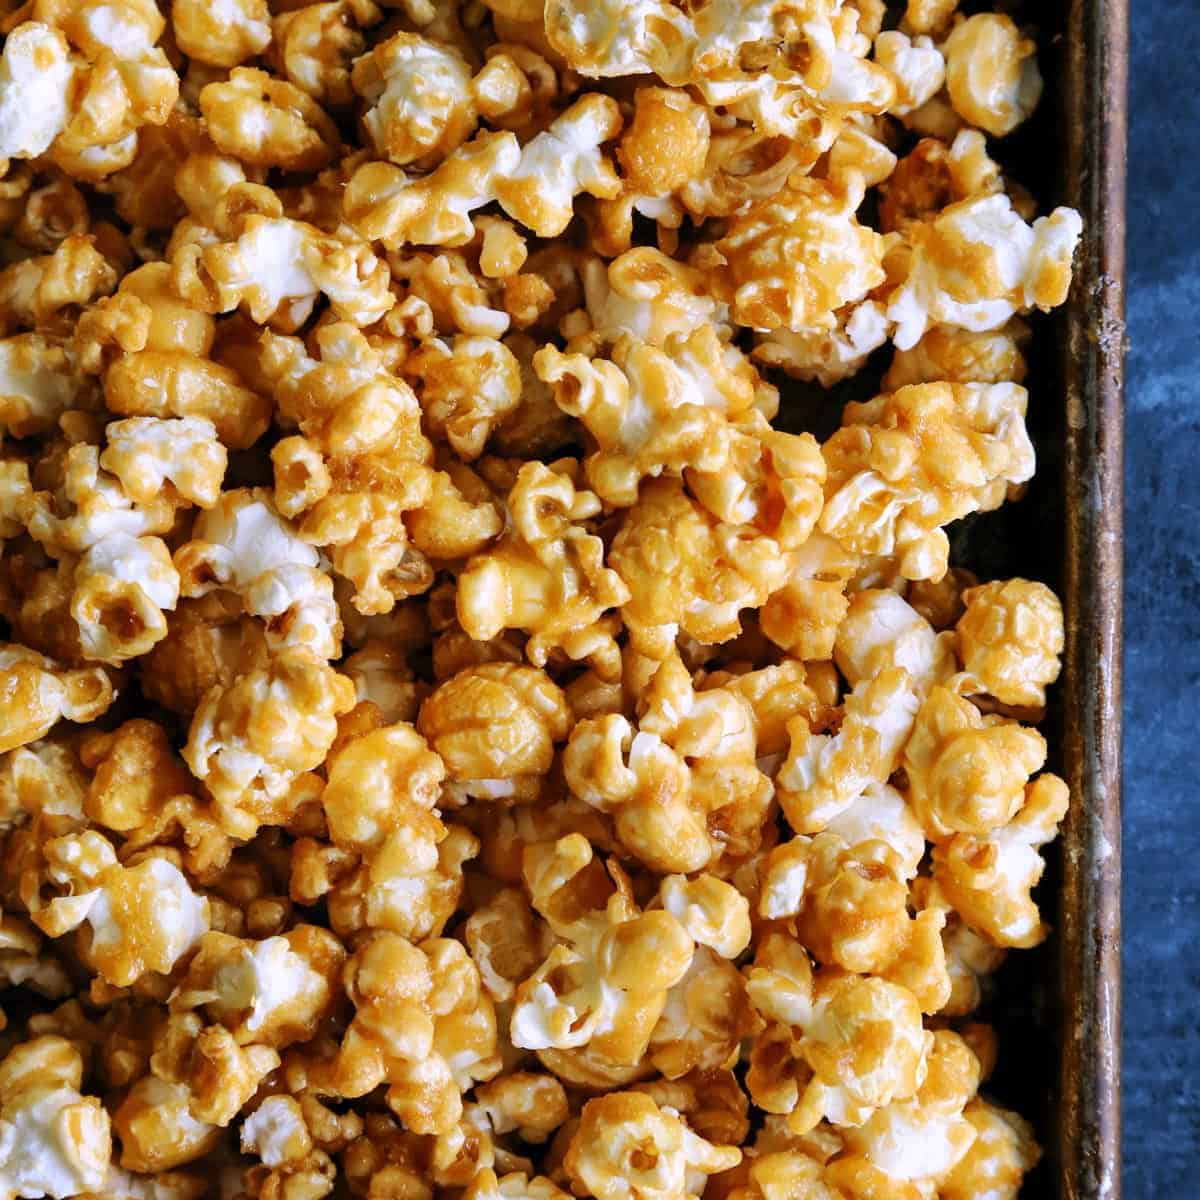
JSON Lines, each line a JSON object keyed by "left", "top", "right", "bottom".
{"left": 609, "top": 478, "right": 790, "bottom": 659}
{"left": 776, "top": 668, "right": 919, "bottom": 834}
{"left": 111, "top": 1075, "right": 220, "bottom": 1172}
{"left": 0, "top": 334, "right": 88, "bottom": 438}
{"left": 0, "top": 1037, "right": 111, "bottom": 1197}
{"left": 955, "top": 578, "right": 1064, "bottom": 707}
{"left": 819, "top": 382, "right": 1037, "bottom": 581}
{"left": 932, "top": 772, "right": 1069, "bottom": 948}
{"left": 759, "top": 532, "right": 862, "bottom": 662}
{"left": 241, "top": 1095, "right": 313, "bottom": 1167}
{"left": 312, "top": 933, "right": 500, "bottom": 1135}
{"left": 273, "top": 0, "right": 381, "bottom": 107}
{"left": 0, "top": 24, "right": 75, "bottom": 160}
{"left": 419, "top": 664, "right": 569, "bottom": 803}
{"left": 617, "top": 89, "right": 709, "bottom": 199}
{"left": 687, "top": 414, "right": 824, "bottom": 551}
{"left": 903, "top": 686, "right": 1047, "bottom": 841}
{"left": 495, "top": 95, "right": 622, "bottom": 237}
{"left": 939, "top": 1097, "right": 1040, "bottom": 1200}
{"left": 0, "top": 644, "right": 114, "bottom": 754}
{"left": 182, "top": 651, "right": 356, "bottom": 838}
{"left": 536, "top": 326, "right": 765, "bottom": 508}
{"left": 838, "top": 1029, "right": 980, "bottom": 1186}
{"left": 200, "top": 68, "right": 339, "bottom": 172}
{"left": 180, "top": 215, "right": 394, "bottom": 329}
{"left": 310, "top": 720, "right": 477, "bottom": 941}
{"left": 457, "top": 461, "right": 630, "bottom": 677}
{"left": 148, "top": 1014, "right": 281, "bottom": 1128}
{"left": 883, "top": 321, "right": 1029, "bottom": 390}
{"left": 658, "top": 875, "right": 752, "bottom": 960}
{"left": 353, "top": 33, "right": 477, "bottom": 166}
{"left": 583, "top": 248, "right": 718, "bottom": 346}
{"left": 173, "top": 0, "right": 272, "bottom": 68}
{"left": 875, "top": 31, "right": 945, "bottom": 118}
{"left": 102, "top": 264, "right": 270, "bottom": 450}
{"left": 0, "top": 235, "right": 118, "bottom": 338}
{"left": 564, "top": 654, "right": 771, "bottom": 872}
{"left": 175, "top": 488, "right": 342, "bottom": 661}
{"left": 475, "top": 1073, "right": 568, "bottom": 1144}
{"left": 345, "top": 130, "right": 521, "bottom": 249}
{"left": 647, "top": 946, "right": 759, "bottom": 1079}
{"left": 409, "top": 335, "right": 522, "bottom": 461}
{"left": 71, "top": 532, "right": 180, "bottom": 663}
{"left": 885, "top": 194, "right": 1083, "bottom": 350}
{"left": 563, "top": 1092, "right": 740, "bottom": 1200}
{"left": 745, "top": 943, "right": 932, "bottom": 1131}
{"left": 99, "top": 417, "right": 227, "bottom": 510}
{"left": 753, "top": 300, "right": 891, "bottom": 387}
{"left": 173, "top": 926, "right": 342, "bottom": 1049}
{"left": 834, "top": 588, "right": 955, "bottom": 695}
{"left": 138, "top": 594, "right": 269, "bottom": 717}
{"left": 789, "top": 834, "right": 950, "bottom": 1012}
{"left": 510, "top": 834, "right": 694, "bottom": 1065}
{"left": 25, "top": 832, "right": 209, "bottom": 986}
{"left": 712, "top": 176, "right": 886, "bottom": 334}
{"left": 944, "top": 14, "right": 1042, "bottom": 137}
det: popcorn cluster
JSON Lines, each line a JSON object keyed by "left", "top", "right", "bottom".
{"left": 0, "top": 1, "right": 1079, "bottom": 1197}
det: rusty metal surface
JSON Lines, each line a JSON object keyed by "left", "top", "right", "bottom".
{"left": 1055, "top": 0, "right": 1126, "bottom": 1196}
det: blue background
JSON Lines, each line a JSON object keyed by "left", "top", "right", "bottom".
{"left": 1122, "top": 0, "right": 1200, "bottom": 1191}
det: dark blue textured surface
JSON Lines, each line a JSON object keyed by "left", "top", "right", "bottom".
{"left": 1123, "top": 1, "right": 1200, "bottom": 1192}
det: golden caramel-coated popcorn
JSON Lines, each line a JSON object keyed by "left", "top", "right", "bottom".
{"left": 776, "top": 668, "right": 918, "bottom": 835}
{"left": 183, "top": 651, "right": 355, "bottom": 838}
{"left": 943, "top": 13, "right": 1042, "bottom": 137}
{"left": 353, "top": 32, "right": 477, "bottom": 167}
{"left": 820, "top": 382, "right": 1036, "bottom": 580}
{"left": 932, "top": 772, "right": 1069, "bottom": 948}
{"left": 713, "top": 176, "right": 886, "bottom": 334}
{"left": 175, "top": 488, "right": 342, "bottom": 661}
{"left": 902, "top": 686, "right": 1047, "bottom": 841}
{"left": 495, "top": 95, "right": 623, "bottom": 239}
{"left": 885, "top": 194, "right": 1082, "bottom": 350}
{"left": 564, "top": 653, "right": 770, "bottom": 872}
{"left": 173, "top": 0, "right": 271, "bottom": 68}
{"left": 200, "top": 69, "right": 339, "bottom": 172}
{"left": 409, "top": 335, "right": 522, "bottom": 461}
{"left": 111, "top": 1075, "right": 221, "bottom": 1172}
{"left": 345, "top": 130, "right": 521, "bottom": 250}
{"left": 883, "top": 321, "right": 1029, "bottom": 391}
{"left": 792, "top": 835, "right": 950, "bottom": 1012}
{"left": 419, "top": 664, "right": 569, "bottom": 802}
{"left": 273, "top": 0, "right": 381, "bottom": 107}
{"left": 314, "top": 932, "right": 500, "bottom": 1135}
{"left": 458, "top": 461, "right": 629, "bottom": 677}
{"left": 564, "top": 1091, "right": 741, "bottom": 1200}
{"left": 138, "top": 594, "right": 268, "bottom": 717}
{"left": 24, "top": 832, "right": 209, "bottom": 986}
{"left": 150, "top": 1012, "right": 280, "bottom": 1127}
{"left": 0, "top": 1036, "right": 112, "bottom": 1198}
{"left": 0, "top": 333, "right": 89, "bottom": 438}
{"left": 0, "top": 643, "right": 113, "bottom": 754}
{"left": 647, "top": 946, "right": 759, "bottom": 1080}
{"left": 0, "top": 23, "right": 75, "bottom": 161}
{"left": 955, "top": 578, "right": 1064, "bottom": 707}
{"left": 610, "top": 478, "right": 790, "bottom": 659}
{"left": 178, "top": 214, "right": 394, "bottom": 330}
{"left": 99, "top": 417, "right": 227, "bottom": 509}
{"left": 838, "top": 1028, "right": 980, "bottom": 1186}
{"left": 537, "top": 326, "right": 767, "bottom": 509}
{"left": 0, "top": 0, "right": 1081, "bottom": 1186}
{"left": 939, "top": 1097, "right": 1040, "bottom": 1200}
